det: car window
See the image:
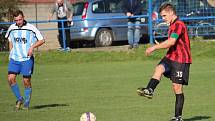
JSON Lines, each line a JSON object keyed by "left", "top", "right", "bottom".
{"left": 92, "top": 1, "right": 105, "bottom": 13}
{"left": 73, "top": 2, "right": 85, "bottom": 16}
{"left": 106, "top": 0, "right": 123, "bottom": 13}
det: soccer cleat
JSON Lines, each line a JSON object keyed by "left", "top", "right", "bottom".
{"left": 22, "top": 102, "right": 30, "bottom": 110}
{"left": 136, "top": 87, "right": 153, "bottom": 99}
{"left": 22, "top": 106, "right": 29, "bottom": 110}
{"left": 15, "top": 99, "right": 24, "bottom": 110}
{"left": 170, "top": 116, "right": 183, "bottom": 121}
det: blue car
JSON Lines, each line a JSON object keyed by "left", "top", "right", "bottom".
{"left": 70, "top": 0, "right": 148, "bottom": 47}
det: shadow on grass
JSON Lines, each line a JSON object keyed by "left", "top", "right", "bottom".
{"left": 31, "top": 104, "right": 69, "bottom": 110}
{"left": 184, "top": 116, "right": 211, "bottom": 121}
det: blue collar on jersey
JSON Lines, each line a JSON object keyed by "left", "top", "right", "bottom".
{"left": 15, "top": 20, "right": 27, "bottom": 28}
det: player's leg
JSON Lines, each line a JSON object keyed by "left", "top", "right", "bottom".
{"left": 137, "top": 57, "right": 171, "bottom": 98}
{"left": 137, "top": 64, "right": 165, "bottom": 98}
{"left": 23, "top": 76, "right": 32, "bottom": 109}
{"left": 170, "top": 63, "right": 190, "bottom": 121}
{"left": 171, "top": 83, "right": 184, "bottom": 121}
{"left": 21, "top": 57, "right": 34, "bottom": 109}
{"left": 8, "top": 73, "right": 24, "bottom": 110}
{"left": 8, "top": 73, "right": 23, "bottom": 100}
{"left": 8, "top": 59, "right": 24, "bottom": 109}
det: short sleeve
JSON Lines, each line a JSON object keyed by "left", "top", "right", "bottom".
{"left": 31, "top": 25, "right": 44, "bottom": 41}
{"left": 5, "top": 25, "right": 12, "bottom": 39}
{"left": 173, "top": 23, "right": 184, "bottom": 37}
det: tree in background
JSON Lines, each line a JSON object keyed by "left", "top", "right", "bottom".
{"left": 0, "top": 0, "right": 21, "bottom": 51}
{"left": 0, "top": 0, "right": 21, "bottom": 22}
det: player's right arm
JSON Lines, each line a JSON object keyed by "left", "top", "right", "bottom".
{"left": 6, "top": 27, "right": 13, "bottom": 60}
{"left": 27, "top": 25, "right": 45, "bottom": 57}
{"left": 145, "top": 37, "right": 177, "bottom": 56}
{"left": 9, "top": 41, "right": 13, "bottom": 51}
{"left": 5, "top": 25, "right": 13, "bottom": 52}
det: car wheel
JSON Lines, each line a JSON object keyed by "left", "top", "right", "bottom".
{"left": 95, "top": 28, "right": 113, "bottom": 47}
{"left": 195, "top": 22, "right": 215, "bottom": 38}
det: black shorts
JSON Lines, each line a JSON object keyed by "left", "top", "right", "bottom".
{"left": 159, "top": 57, "right": 191, "bottom": 85}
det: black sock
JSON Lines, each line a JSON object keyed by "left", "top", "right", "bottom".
{"left": 146, "top": 78, "right": 160, "bottom": 91}
{"left": 175, "top": 93, "right": 184, "bottom": 117}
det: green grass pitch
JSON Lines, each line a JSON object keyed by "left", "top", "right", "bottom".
{"left": 0, "top": 42, "right": 215, "bottom": 121}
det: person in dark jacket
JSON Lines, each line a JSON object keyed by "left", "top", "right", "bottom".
{"left": 122, "top": 0, "right": 143, "bottom": 49}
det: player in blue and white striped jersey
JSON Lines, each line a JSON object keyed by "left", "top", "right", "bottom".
{"left": 5, "top": 10, "right": 45, "bottom": 110}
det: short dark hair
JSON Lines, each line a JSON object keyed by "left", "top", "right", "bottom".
{"left": 13, "top": 10, "right": 24, "bottom": 17}
{"left": 159, "top": 2, "right": 176, "bottom": 14}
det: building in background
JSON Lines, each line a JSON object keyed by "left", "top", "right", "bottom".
{"left": 19, "top": 0, "right": 61, "bottom": 50}
{"left": 20, "top": 0, "right": 76, "bottom": 50}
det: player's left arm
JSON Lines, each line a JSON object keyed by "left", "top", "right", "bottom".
{"left": 28, "top": 39, "right": 45, "bottom": 57}
{"left": 28, "top": 26, "right": 45, "bottom": 57}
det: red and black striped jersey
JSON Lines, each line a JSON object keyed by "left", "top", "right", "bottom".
{"left": 166, "top": 18, "right": 192, "bottom": 63}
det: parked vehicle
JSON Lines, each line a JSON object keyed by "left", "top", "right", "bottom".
{"left": 70, "top": 0, "right": 148, "bottom": 47}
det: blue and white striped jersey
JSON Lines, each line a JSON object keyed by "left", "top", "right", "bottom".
{"left": 5, "top": 22, "right": 44, "bottom": 61}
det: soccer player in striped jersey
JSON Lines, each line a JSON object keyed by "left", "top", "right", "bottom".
{"left": 136, "top": 3, "right": 192, "bottom": 121}
{"left": 5, "top": 10, "right": 45, "bottom": 110}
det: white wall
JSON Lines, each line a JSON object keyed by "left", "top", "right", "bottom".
{"left": 19, "top": 3, "right": 60, "bottom": 50}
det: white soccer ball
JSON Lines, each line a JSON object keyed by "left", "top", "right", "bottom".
{"left": 80, "top": 112, "right": 96, "bottom": 121}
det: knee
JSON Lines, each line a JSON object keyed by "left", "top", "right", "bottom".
{"left": 154, "top": 65, "right": 165, "bottom": 75}
{"left": 8, "top": 75, "right": 16, "bottom": 85}
{"left": 128, "top": 27, "right": 133, "bottom": 31}
{"left": 152, "top": 65, "right": 165, "bottom": 80}
{"left": 23, "top": 79, "right": 32, "bottom": 88}
{"left": 172, "top": 84, "right": 183, "bottom": 94}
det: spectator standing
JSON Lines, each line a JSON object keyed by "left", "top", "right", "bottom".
{"left": 48, "top": 0, "right": 73, "bottom": 51}
{"left": 122, "top": 0, "right": 142, "bottom": 49}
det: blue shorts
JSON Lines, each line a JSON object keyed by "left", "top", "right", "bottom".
{"left": 8, "top": 57, "right": 34, "bottom": 77}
